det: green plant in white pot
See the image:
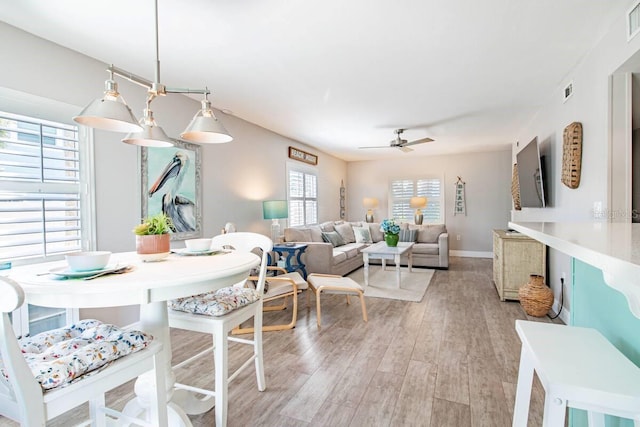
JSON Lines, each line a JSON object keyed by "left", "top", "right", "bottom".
{"left": 133, "top": 213, "right": 173, "bottom": 261}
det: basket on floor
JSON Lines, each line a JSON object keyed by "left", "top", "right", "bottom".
{"left": 518, "top": 274, "right": 553, "bottom": 317}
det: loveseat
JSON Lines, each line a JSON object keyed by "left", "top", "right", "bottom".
{"left": 283, "top": 220, "right": 449, "bottom": 276}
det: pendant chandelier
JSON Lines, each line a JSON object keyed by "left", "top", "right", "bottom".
{"left": 73, "top": 0, "right": 232, "bottom": 147}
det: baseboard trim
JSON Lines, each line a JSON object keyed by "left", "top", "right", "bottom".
{"left": 450, "top": 250, "right": 493, "bottom": 258}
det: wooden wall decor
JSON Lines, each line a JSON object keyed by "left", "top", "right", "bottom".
{"left": 288, "top": 146, "right": 318, "bottom": 165}
{"left": 511, "top": 163, "right": 521, "bottom": 210}
{"left": 561, "top": 122, "right": 582, "bottom": 189}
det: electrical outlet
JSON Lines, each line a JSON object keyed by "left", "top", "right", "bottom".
{"left": 456, "top": 234, "right": 461, "bottom": 241}
{"left": 561, "top": 272, "right": 566, "bottom": 281}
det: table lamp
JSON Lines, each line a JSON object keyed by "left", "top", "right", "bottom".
{"left": 362, "top": 197, "right": 379, "bottom": 223}
{"left": 263, "top": 200, "right": 288, "bottom": 243}
{"left": 410, "top": 196, "right": 428, "bottom": 225}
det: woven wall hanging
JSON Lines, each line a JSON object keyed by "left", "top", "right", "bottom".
{"left": 511, "top": 163, "right": 521, "bottom": 210}
{"left": 561, "top": 122, "right": 582, "bottom": 189}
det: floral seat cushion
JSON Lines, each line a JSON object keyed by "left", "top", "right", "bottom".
{"left": 0, "top": 319, "right": 153, "bottom": 391}
{"left": 169, "top": 286, "right": 261, "bottom": 317}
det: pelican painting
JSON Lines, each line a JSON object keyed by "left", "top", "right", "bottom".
{"left": 148, "top": 151, "right": 196, "bottom": 232}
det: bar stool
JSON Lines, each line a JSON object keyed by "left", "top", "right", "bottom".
{"left": 512, "top": 320, "right": 640, "bottom": 427}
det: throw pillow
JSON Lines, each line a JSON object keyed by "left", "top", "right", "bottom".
{"left": 321, "top": 231, "right": 345, "bottom": 247}
{"left": 353, "top": 226, "right": 373, "bottom": 244}
{"left": 417, "top": 224, "right": 447, "bottom": 243}
{"left": 284, "top": 228, "right": 312, "bottom": 242}
{"left": 368, "top": 222, "right": 384, "bottom": 242}
{"left": 308, "top": 225, "right": 324, "bottom": 242}
{"left": 334, "top": 222, "right": 356, "bottom": 243}
{"left": 319, "top": 221, "right": 336, "bottom": 232}
{"left": 399, "top": 228, "right": 417, "bottom": 242}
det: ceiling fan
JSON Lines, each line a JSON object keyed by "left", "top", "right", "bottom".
{"left": 359, "top": 129, "right": 434, "bottom": 153}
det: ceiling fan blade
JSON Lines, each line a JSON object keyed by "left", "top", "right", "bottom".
{"left": 358, "top": 145, "right": 393, "bottom": 149}
{"left": 398, "top": 146, "right": 413, "bottom": 153}
{"left": 403, "top": 137, "right": 434, "bottom": 147}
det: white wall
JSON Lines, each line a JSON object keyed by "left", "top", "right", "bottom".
{"left": 0, "top": 22, "right": 347, "bottom": 324}
{"left": 347, "top": 149, "right": 513, "bottom": 255}
{"left": 511, "top": 1, "right": 640, "bottom": 317}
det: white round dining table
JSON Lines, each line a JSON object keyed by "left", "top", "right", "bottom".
{"left": 8, "top": 250, "right": 260, "bottom": 426}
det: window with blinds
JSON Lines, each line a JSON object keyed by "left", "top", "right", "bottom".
{"left": 390, "top": 177, "right": 443, "bottom": 223}
{"left": 288, "top": 169, "right": 318, "bottom": 227}
{"left": 0, "top": 112, "right": 82, "bottom": 262}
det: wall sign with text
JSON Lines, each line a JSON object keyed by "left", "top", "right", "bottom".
{"left": 288, "top": 146, "right": 318, "bottom": 165}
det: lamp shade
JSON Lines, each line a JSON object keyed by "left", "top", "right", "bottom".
{"left": 73, "top": 96, "right": 142, "bottom": 133}
{"left": 263, "top": 200, "right": 288, "bottom": 220}
{"left": 122, "top": 108, "right": 174, "bottom": 147}
{"left": 180, "top": 99, "right": 233, "bottom": 144}
{"left": 122, "top": 123, "right": 174, "bottom": 147}
{"left": 362, "top": 197, "right": 379, "bottom": 209}
{"left": 410, "top": 196, "right": 428, "bottom": 209}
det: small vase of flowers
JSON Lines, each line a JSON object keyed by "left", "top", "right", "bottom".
{"left": 380, "top": 218, "right": 401, "bottom": 247}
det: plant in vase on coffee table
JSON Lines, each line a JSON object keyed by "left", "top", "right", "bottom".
{"left": 380, "top": 219, "right": 400, "bottom": 247}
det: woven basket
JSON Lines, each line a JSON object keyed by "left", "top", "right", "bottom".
{"left": 511, "top": 163, "right": 521, "bottom": 210}
{"left": 518, "top": 274, "right": 553, "bottom": 317}
{"left": 561, "top": 122, "right": 582, "bottom": 189}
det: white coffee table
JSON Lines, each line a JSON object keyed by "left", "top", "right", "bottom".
{"left": 361, "top": 241, "right": 414, "bottom": 288}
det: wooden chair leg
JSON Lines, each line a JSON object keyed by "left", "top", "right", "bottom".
{"left": 232, "top": 292, "right": 298, "bottom": 334}
{"left": 316, "top": 290, "right": 322, "bottom": 327}
{"left": 358, "top": 291, "right": 368, "bottom": 322}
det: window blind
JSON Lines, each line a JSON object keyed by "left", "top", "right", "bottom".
{"left": 288, "top": 169, "right": 317, "bottom": 227}
{"left": 0, "top": 112, "right": 81, "bottom": 261}
{"left": 390, "top": 177, "right": 443, "bottom": 223}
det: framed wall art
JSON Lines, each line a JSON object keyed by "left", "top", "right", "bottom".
{"left": 141, "top": 139, "right": 202, "bottom": 240}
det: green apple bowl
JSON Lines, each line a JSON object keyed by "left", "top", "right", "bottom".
{"left": 65, "top": 251, "right": 112, "bottom": 272}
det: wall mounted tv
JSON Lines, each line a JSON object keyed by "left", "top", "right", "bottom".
{"left": 516, "top": 137, "right": 546, "bottom": 208}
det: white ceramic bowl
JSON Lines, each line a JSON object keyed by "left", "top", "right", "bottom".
{"left": 185, "top": 238, "right": 212, "bottom": 252}
{"left": 65, "top": 251, "right": 112, "bottom": 271}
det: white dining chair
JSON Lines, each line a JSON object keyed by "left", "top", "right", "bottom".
{"left": 168, "top": 232, "right": 272, "bottom": 427}
{"left": 0, "top": 276, "right": 168, "bottom": 426}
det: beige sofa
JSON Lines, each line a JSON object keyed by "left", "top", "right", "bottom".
{"left": 283, "top": 220, "right": 449, "bottom": 276}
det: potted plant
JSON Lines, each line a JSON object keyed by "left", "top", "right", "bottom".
{"left": 380, "top": 218, "right": 401, "bottom": 247}
{"left": 133, "top": 213, "right": 173, "bottom": 261}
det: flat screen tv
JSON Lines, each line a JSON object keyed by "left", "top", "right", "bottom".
{"left": 516, "top": 137, "right": 546, "bottom": 208}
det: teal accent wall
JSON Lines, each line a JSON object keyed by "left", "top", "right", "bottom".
{"left": 570, "top": 259, "right": 640, "bottom": 427}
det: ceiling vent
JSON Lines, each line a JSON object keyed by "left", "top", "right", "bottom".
{"left": 628, "top": 0, "right": 640, "bottom": 41}
{"left": 563, "top": 81, "right": 573, "bottom": 103}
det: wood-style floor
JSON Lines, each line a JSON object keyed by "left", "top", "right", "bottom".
{"left": 1, "top": 257, "right": 559, "bottom": 426}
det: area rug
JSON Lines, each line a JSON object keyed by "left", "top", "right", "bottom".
{"left": 346, "top": 266, "right": 435, "bottom": 302}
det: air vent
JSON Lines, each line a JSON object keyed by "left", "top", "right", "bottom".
{"left": 628, "top": 0, "right": 640, "bottom": 41}
{"left": 563, "top": 81, "right": 573, "bottom": 103}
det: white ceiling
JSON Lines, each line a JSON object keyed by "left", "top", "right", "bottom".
{"left": 0, "top": 0, "right": 631, "bottom": 161}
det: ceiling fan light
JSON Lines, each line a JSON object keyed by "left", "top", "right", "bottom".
{"left": 180, "top": 98, "right": 233, "bottom": 144}
{"left": 73, "top": 79, "right": 142, "bottom": 133}
{"left": 122, "top": 109, "right": 174, "bottom": 147}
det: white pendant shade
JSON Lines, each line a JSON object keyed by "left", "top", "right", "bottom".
{"left": 180, "top": 99, "right": 232, "bottom": 143}
{"left": 122, "top": 124, "right": 174, "bottom": 147}
{"left": 180, "top": 115, "right": 232, "bottom": 143}
{"left": 122, "top": 109, "right": 174, "bottom": 147}
{"left": 73, "top": 93, "right": 142, "bottom": 133}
